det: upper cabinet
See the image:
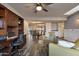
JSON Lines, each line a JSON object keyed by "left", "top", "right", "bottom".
{"left": 0, "top": 7, "right": 5, "bottom": 17}
{"left": 0, "top": 4, "right": 24, "bottom": 36}
{"left": 0, "top": 7, "right": 6, "bottom": 35}
{"left": 6, "top": 10, "right": 18, "bottom": 27}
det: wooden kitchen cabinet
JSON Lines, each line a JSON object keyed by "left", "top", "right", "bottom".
{"left": 0, "top": 4, "right": 26, "bottom": 56}
{"left": 0, "top": 8, "right": 5, "bottom": 17}
{"left": 6, "top": 10, "right": 18, "bottom": 27}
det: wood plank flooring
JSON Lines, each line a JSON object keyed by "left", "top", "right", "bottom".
{"left": 29, "top": 40, "right": 49, "bottom": 56}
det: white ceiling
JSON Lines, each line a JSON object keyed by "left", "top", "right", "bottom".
{"left": 6, "top": 3, "right": 79, "bottom": 21}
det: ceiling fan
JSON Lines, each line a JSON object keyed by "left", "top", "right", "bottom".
{"left": 34, "top": 3, "right": 53, "bottom": 13}
{"left": 25, "top": 3, "right": 53, "bottom": 13}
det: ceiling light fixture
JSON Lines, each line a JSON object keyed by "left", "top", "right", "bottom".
{"left": 36, "top": 6, "right": 42, "bottom": 11}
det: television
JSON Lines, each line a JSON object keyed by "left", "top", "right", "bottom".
{"left": 0, "top": 19, "right": 4, "bottom": 29}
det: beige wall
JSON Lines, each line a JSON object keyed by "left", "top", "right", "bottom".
{"left": 24, "top": 20, "right": 33, "bottom": 48}
{"left": 24, "top": 20, "right": 29, "bottom": 35}
{"left": 45, "top": 22, "right": 64, "bottom": 38}
{"left": 45, "top": 23, "right": 50, "bottom": 37}
{"left": 58, "top": 22, "right": 64, "bottom": 37}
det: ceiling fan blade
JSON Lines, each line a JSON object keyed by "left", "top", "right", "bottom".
{"left": 43, "top": 8, "right": 48, "bottom": 12}
{"left": 33, "top": 4, "right": 38, "bottom": 13}
{"left": 40, "top": 3, "right": 48, "bottom": 12}
{"left": 44, "top": 3, "right": 53, "bottom": 5}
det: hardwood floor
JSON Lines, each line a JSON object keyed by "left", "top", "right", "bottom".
{"left": 29, "top": 40, "right": 49, "bottom": 56}
{"left": 12, "top": 37, "right": 49, "bottom": 56}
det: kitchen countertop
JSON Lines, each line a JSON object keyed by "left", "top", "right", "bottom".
{"left": 7, "top": 36, "right": 18, "bottom": 40}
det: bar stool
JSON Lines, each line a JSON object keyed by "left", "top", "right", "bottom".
{"left": 0, "top": 35, "right": 8, "bottom": 56}
{"left": 11, "top": 33, "right": 24, "bottom": 56}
